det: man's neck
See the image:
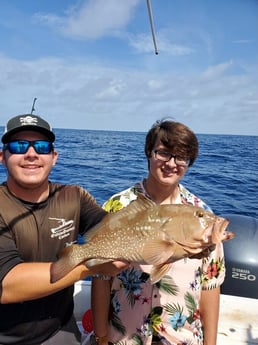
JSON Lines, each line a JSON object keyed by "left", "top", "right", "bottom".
{"left": 6, "top": 179, "right": 50, "bottom": 203}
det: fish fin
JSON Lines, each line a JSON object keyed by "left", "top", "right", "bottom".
{"left": 150, "top": 263, "right": 172, "bottom": 284}
{"left": 85, "top": 258, "right": 114, "bottom": 268}
{"left": 83, "top": 193, "right": 155, "bottom": 242}
{"left": 50, "top": 244, "right": 82, "bottom": 283}
{"left": 142, "top": 240, "right": 176, "bottom": 265}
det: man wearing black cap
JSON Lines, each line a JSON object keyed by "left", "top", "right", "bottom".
{"left": 0, "top": 114, "right": 127, "bottom": 345}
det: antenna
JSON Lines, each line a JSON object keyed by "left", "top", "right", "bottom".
{"left": 31, "top": 98, "right": 37, "bottom": 114}
{"left": 146, "top": 0, "right": 158, "bottom": 55}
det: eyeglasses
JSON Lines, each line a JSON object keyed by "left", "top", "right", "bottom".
{"left": 153, "top": 150, "right": 190, "bottom": 167}
{"left": 3, "top": 140, "right": 54, "bottom": 154}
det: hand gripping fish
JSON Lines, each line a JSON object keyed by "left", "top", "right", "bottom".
{"left": 50, "top": 194, "right": 234, "bottom": 284}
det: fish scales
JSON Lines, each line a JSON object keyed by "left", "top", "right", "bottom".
{"left": 50, "top": 194, "right": 234, "bottom": 284}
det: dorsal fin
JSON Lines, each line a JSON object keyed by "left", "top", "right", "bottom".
{"left": 84, "top": 193, "right": 155, "bottom": 242}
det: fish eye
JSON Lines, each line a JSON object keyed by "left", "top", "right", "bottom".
{"left": 196, "top": 211, "right": 204, "bottom": 218}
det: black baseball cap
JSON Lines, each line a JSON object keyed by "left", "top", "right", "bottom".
{"left": 1, "top": 114, "right": 55, "bottom": 143}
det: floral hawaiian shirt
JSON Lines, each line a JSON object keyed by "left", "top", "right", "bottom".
{"left": 103, "top": 181, "right": 225, "bottom": 345}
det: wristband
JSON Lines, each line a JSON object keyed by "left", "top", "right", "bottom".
{"left": 94, "top": 334, "right": 109, "bottom": 344}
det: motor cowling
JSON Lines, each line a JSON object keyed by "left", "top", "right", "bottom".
{"left": 221, "top": 214, "right": 258, "bottom": 299}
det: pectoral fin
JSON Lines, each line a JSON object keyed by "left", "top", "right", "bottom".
{"left": 150, "top": 263, "right": 172, "bottom": 284}
{"left": 142, "top": 240, "right": 176, "bottom": 265}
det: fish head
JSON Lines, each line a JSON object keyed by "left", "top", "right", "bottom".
{"left": 183, "top": 207, "right": 217, "bottom": 241}
{"left": 208, "top": 215, "right": 234, "bottom": 243}
{"left": 187, "top": 208, "right": 234, "bottom": 245}
{"left": 165, "top": 206, "right": 234, "bottom": 246}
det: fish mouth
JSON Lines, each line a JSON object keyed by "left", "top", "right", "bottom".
{"left": 216, "top": 216, "right": 229, "bottom": 228}
{"left": 212, "top": 217, "right": 233, "bottom": 242}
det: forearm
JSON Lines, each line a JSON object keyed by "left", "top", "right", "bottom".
{"left": 200, "top": 286, "right": 220, "bottom": 345}
{"left": 1, "top": 260, "right": 128, "bottom": 304}
{"left": 91, "top": 277, "right": 111, "bottom": 344}
{"left": 1, "top": 262, "right": 89, "bottom": 303}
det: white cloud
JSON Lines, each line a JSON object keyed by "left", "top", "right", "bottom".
{"left": 233, "top": 40, "right": 252, "bottom": 44}
{"left": 0, "top": 55, "right": 257, "bottom": 135}
{"left": 202, "top": 60, "right": 234, "bottom": 79}
{"left": 34, "top": 0, "right": 140, "bottom": 39}
{"left": 96, "top": 79, "right": 125, "bottom": 99}
{"left": 128, "top": 31, "right": 194, "bottom": 56}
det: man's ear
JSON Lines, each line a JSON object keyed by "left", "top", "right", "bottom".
{"left": 52, "top": 150, "right": 58, "bottom": 166}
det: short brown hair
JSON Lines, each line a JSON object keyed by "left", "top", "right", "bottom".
{"left": 145, "top": 119, "right": 198, "bottom": 167}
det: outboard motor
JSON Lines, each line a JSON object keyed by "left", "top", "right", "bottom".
{"left": 221, "top": 214, "right": 258, "bottom": 299}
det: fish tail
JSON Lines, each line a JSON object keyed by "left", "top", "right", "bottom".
{"left": 50, "top": 245, "right": 81, "bottom": 283}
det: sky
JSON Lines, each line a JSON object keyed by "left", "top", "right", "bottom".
{"left": 0, "top": 0, "right": 257, "bottom": 135}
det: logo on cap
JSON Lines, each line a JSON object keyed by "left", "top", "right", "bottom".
{"left": 19, "top": 116, "right": 39, "bottom": 126}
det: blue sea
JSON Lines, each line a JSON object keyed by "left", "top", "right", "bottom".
{"left": 0, "top": 128, "right": 257, "bottom": 218}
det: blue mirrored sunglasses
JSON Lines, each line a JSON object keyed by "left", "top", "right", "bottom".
{"left": 3, "top": 140, "right": 54, "bottom": 154}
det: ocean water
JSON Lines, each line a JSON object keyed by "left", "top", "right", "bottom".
{"left": 0, "top": 128, "right": 257, "bottom": 218}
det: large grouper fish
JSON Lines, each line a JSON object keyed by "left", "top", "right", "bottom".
{"left": 50, "top": 194, "right": 234, "bottom": 284}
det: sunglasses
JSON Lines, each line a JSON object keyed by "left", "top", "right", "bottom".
{"left": 3, "top": 140, "right": 54, "bottom": 154}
